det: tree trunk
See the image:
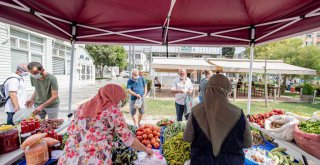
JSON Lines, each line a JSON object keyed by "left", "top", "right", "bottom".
{"left": 100, "top": 64, "right": 104, "bottom": 78}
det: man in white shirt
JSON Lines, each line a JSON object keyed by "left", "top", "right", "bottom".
{"left": 171, "top": 69, "right": 193, "bottom": 121}
{"left": 4, "top": 64, "right": 28, "bottom": 125}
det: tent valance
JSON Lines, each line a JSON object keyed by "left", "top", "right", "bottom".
{"left": 152, "top": 58, "right": 317, "bottom": 75}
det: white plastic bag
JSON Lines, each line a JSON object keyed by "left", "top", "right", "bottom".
{"left": 264, "top": 115, "right": 299, "bottom": 141}
{"left": 134, "top": 99, "right": 143, "bottom": 109}
{"left": 312, "top": 111, "right": 320, "bottom": 121}
{"left": 13, "top": 108, "right": 35, "bottom": 123}
{"left": 184, "top": 160, "right": 191, "bottom": 165}
{"left": 133, "top": 150, "right": 166, "bottom": 165}
{"left": 286, "top": 112, "right": 310, "bottom": 122}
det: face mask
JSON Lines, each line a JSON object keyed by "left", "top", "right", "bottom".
{"left": 179, "top": 76, "right": 185, "bottom": 80}
{"left": 133, "top": 75, "right": 140, "bottom": 80}
{"left": 32, "top": 73, "right": 42, "bottom": 80}
{"left": 20, "top": 72, "right": 29, "bottom": 77}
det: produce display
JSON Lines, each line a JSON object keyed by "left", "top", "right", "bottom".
{"left": 251, "top": 129, "right": 275, "bottom": 146}
{"left": 162, "top": 132, "right": 190, "bottom": 165}
{"left": 298, "top": 120, "right": 320, "bottom": 134}
{"left": 135, "top": 125, "right": 161, "bottom": 149}
{"left": 270, "top": 121, "right": 285, "bottom": 129}
{"left": 112, "top": 142, "right": 138, "bottom": 165}
{"left": 156, "top": 119, "right": 174, "bottom": 127}
{"left": 40, "top": 119, "right": 64, "bottom": 130}
{"left": 163, "top": 122, "right": 186, "bottom": 141}
{"left": 248, "top": 109, "right": 285, "bottom": 128}
{"left": 244, "top": 148, "right": 274, "bottom": 164}
{"left": 268, "top": 147, "right": 302, "bottom": 165}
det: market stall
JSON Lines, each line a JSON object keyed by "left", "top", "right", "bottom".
{"left": 0, "top": 118, "right": 71, "bottom": 165}
{"left": 1, "top": 0, "right": 320, "bottom": 165}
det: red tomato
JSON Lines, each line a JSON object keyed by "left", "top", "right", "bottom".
{"left": 137, "top": 136, "right": 143, "bottom": 141}
{"left": 143, "top": 134, "right": 148, "bottom": 139}
{"left": 156, "top": 138, "right": 160, "bottom": 143}
{"left": 147, "top": 144, "right": 152, "bottom": 149}
{"left": 154, "top": 142, "right": 160, "bottom": 149}
{"left": 146, "top": 140, "right": 151, "bottom": 145}
{"left": 148, "top": 134, "right": 153, "bottom": 139}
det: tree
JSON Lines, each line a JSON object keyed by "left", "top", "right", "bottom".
{"left": 222, "top": 47, "right": 235, "bottom": 58}
{"left": 85, "top": 45, "right": 128, "bottom": 78}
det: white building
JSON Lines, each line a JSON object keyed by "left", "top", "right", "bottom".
{"left": 0, "top": 22, "right": 95, "bottom": 93}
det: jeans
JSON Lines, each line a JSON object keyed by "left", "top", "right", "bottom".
{"left": 175, "top": 103, "right": 189, "bottom": 121}
{"left": 6, "top": 112, "right": 15, "bottom": 125}
{"left": 198, "top": 96, "right": 203, "bottom": 103}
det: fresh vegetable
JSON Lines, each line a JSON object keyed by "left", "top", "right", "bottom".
{"left": 270, "top": 121, "right": 285, "bottom": 129}
{"left": 0, "top": 125, "right": 15, "bottom": 131}
{"left": 40, "top": 119, "right": 64, "bottom": 130}
{"left": 156, "top": 119, "right": 174, "bottom": 127}
{"left": 248, "top": 109, "right": 285, "bottom": 128}
{"left": 135, "top": 124, "right": 161, "bottom": 149}
{"left": 251, "top": 128, "right": 275, "bottom": 146}
{"left": 61, "top": 133, "right": 69, "bottom": 149}
{"left": 163, "top": 133, "right": 190, "bottom": 165}
{"left": 299, "top": 120, "right": 320, "bottom": 134}
{"left": 112, "top": 142, "right": 138, "bottom": 165}
{"left": 163, "top": 122, "right": 186, "bottom": 141}
{"left": 268, "top": 147, "right": 302, "bottom": 165}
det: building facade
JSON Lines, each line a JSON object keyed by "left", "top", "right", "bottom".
{"left": 302, "top": 32, "right": 320, "bottom": 46}
{"left": 0, "top": 22, "right": 95, "bottom": 93}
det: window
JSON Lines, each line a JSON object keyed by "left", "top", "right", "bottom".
{"left": 10, "top": 38, "right": 17, "bottom": 48}
{"left": 306, "top": 42, "right": 313, "bottom": 46}
{"left": 306, "top": 34, "right": 313, "bottom": 38}
{"left": 11, "top": 50, "right": 28, "bottom": 72}
{"left": 135, "top": 54, "right": 141, "bottom": 59}
{"left": 30, "top": 43, "right": 43, "bottom": 52}
{"left": 85, "top": 57, "right": 90, "bottom": 61}
{"left": 31, "top": 54, "right": 42, "bottom": 63}
{"left": 19, "top": 40, "right": 28, "bottom": 49}
{"left": 53, "top": 43, "right": 71, "bottom": 57}
{"left": 30, "top": 35, "right": 43, "bottom": 44}
{"left": 80, "top": 55, "right": 84, "bottom": 60}
{"left": 10, "top": 29, "right": 28, "bottom": 39}
{"left": 52, "top": 57, "right": 65, "bottom": 75}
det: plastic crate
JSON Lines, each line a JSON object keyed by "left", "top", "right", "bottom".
{"left": 16, "top": 158, "right": 58, "bottom": 165}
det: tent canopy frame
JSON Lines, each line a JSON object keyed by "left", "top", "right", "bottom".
{"left": 1, "top": 0, "right": 320, "bottom": 115}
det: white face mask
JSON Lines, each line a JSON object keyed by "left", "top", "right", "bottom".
{"left": 32, "top": 73, "right": 42, "bottom": 80}
{"left": 133, "top": 75, "right": 140, "bottom": 80}
{"left": 20, "top": 72, "right": 29, "bottom": 77}
{"left": 179, "top": 76, "right": 185, "bottom": 80}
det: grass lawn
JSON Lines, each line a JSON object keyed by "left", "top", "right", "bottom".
{"left": 141, "top": 98, "right": 320, "bottom": 117}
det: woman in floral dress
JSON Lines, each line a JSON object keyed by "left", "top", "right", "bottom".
{"left": 58, "top": 84, "right": 153, "bottom": 165}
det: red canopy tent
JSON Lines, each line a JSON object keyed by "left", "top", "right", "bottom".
{"left": 1, "top": 0, "right": 320, "bottom": 115}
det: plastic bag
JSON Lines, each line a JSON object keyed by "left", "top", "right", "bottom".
{"left": 13, "top": 108, "right": 35, "bottom": 123}
{"left": 264, "top": 115, "right": 299, "bottom": 141}
{"left": 184, "top": 95, "right": 193, "bottom": 115}
{"left": 133, "top": 150, "right": 166, "bottom": 165}
{"left": 312, "top": 111, "right": 320, "bottom": 121}
{"left": 134, "top": 98, "right": 143, "bottom": 109}
{"left": 286, "top": 112, "right": 310, "bottom": 122}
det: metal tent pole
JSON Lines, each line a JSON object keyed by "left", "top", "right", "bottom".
{"left": 67, "top": 25, "right": 76, "bottom": 117}
{"left": 247, "top": 27, "right": 255, "bottom": 115}
{"left": 264, "top": 59, "right": 268, "bottom": 107}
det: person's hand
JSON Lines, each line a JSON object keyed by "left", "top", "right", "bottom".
{"left": 136, "top": 95, "right": 142, "bottom": 99}
{"left": 14, "top": 107, "right": 20, "bottom": 112}
{"left": 25, "top": 99, "right": 34, "bottom": 108}
{"left": 145, "top": 148, "right": 154, "bottom": 157}
{"left": 32, "top": 105, "right": 44, "bottom": 115}
{"left": 179, "top": 89, "right": 185, "bottom": 93}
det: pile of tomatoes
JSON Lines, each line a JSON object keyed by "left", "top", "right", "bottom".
{"left": 136, "top": 125, "right": 161, "bottom": 149}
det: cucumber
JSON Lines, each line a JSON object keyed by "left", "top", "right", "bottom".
{"left": 270, "top": 147, "right": 287, "bottom": 153}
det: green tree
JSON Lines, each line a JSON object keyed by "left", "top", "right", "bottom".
{"left": 85, "top": 45, "right": 127, "bottom": 78}
{"left": 222, "top": 47, "right": 235, "bottom": 58}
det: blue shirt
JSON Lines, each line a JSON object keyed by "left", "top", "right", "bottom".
{"left": 127, "top": 77, "right": 146, "bottom": 100}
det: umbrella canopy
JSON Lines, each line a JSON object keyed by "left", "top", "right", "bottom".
{"left": 0, "top": 0, "right": 320, "bottom": 46}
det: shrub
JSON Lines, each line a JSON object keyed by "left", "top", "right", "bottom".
{"left": 145, "top": 79, "right": 152, "bottom": 92}
{"left": 302, "top": 83, "right": 314, "bottom": 95}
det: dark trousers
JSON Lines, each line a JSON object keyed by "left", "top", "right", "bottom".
{"left": 6, "top": 112, "right": 15, "bottom": 125}
{"left": 175, "top": 103, "right": 189, "bottom": 121}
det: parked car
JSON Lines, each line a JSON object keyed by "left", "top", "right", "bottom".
{"left": 120, "top": 71, "right": 130, "bottom": 78}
